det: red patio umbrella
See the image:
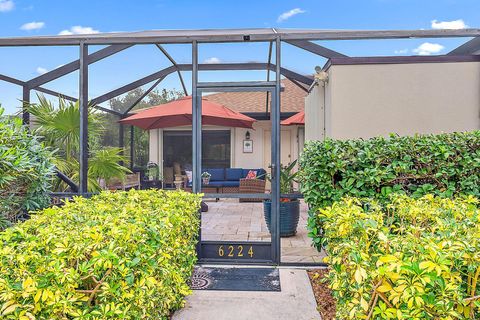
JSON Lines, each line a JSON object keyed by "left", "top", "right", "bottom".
{"left": 280, "top": 111, "right": 304, "bottom": 126}
{"left": 119, "top": 96, "right": 256, "bottom": 129}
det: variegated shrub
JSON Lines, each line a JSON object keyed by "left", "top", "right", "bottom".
{"left": 320, "top": 195, "right": 480, "bottom": 319}
{"left": 299, "top": 131, "right": 480, "bottom": 250}
{"left": 0, "top": 190, "right": 201, "bottom": 319}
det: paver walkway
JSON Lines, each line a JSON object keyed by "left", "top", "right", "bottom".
{"left": 201, "top": 199, "right": 326, "bottom": 263}
{"left": 173, "top": 268, "right": 322, "bottom": 320}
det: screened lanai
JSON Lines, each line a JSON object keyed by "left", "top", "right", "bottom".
{"left": 1, "top": 27, "right": 480, "bottom": 265}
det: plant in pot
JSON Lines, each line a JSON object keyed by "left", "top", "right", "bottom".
{"left": 201, "top": 171, "right": 211, "bottom": 185}
{"left": 146, "top": 161, "right": 159, "bottom": 181}
{"left": 263, "top": 160, "right": 300, "bottom": 237}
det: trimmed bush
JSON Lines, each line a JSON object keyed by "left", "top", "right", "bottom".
{"left": 0, "top": 190, "right": 201, "bottom": 319}
{"left": 320, "top": 195, "right": 480, "bottom": 319}
{"left": 299, "top": 131, "right": 480, "bottom": 248}
{"left": 0, "top": 107, "right": 55, "bottom": 226}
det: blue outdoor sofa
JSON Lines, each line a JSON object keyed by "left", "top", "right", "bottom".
{"left": 187, "top": 168, "right": 267, "bottom": 192}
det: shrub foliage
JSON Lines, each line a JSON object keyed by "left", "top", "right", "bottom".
{"left": 0, "top": 190, "right": 201, "bottom": 319}
{"left": 299, "top": 131, "right": 480, "bottom": 248}
{"left": 0, "top": 107, "right": 55, "bottom": 227}
{"left": 320, "top": 195, "right": 480, "bottom": 319}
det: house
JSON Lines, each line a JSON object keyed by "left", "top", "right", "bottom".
{"left": 305, "top": 55, "right": 480, "bottom": 141}
{"left": 147, "top": 79, "right": 307, "bottom": 182}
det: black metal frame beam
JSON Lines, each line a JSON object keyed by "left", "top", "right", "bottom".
{"left": 265, "top": 41, "right": 273, "bottom": 114}
{"left": 0, "top": 74, "right": 25, "bottom": 86}
{"left": 448, "top": 37, "right": 480, "bottom": 55}
{"left": 1, "top": 28, "right": 479, "bottom": 46}
{"left": 285, "top": 39, "right": 348, "bottom": 58}
{"left": 155, "top": 44, "right": 188, "bottom": 96}
{"left": 27, "top": 44, "right": 132, "bottom": 89}
{"left": 89, "top": 63, "right": 313, "bottom": 107}
{"left": 22, "top": 86, "right": 30, "bottom": 124}
{"left": 285, "top": 77, "right": 309, "bottom": 93}
{"left": 129, "top": 126, "right": 134, "bottom": 169}
{"left": 122, "top": 77, "right": 163, "bottom": 115}
{"left": 273, "top": 38, "right": 281, "bottom": 264}
{"left": 90, "top": 66, "right": 176, "bottom": 105}
{"left": 276, "top": 66, "right": 313, "bottom": 85}
{"left": 78, "top": 42, "right": 88, "bottom": 193}
{"left": 55, "top": 168, "right": 79, "bottom": 192}
{"left": 33, "top": 87, "right": 123, "bottom": 116}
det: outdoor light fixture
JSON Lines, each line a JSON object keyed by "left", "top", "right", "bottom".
{"left": 245, "top": 131, "right": 251, "bottom": 140}
{"left": 314, "top": 65, "right": 329, "bottom": 83}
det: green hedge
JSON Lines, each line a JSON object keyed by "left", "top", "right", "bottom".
{"left": 0, "top": 190, "right": 201, "bottom": 319}
{"left": 319, "top": 195, "right": 480, "bottom": 319}
{"left": 0, "top": 107, "right": 55, "bottom": 227}
{"left": 299, "top": 131, "right": 480, "bottom": 248}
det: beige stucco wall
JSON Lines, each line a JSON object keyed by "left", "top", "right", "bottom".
{"left": 305, "top": 61, "right": 480, "bottom": 140}
{"left": 304, "top": 83, "right": 325, "bottom": 141}
{"left": 148, "top": 121, "right": 300, "bottom": 175}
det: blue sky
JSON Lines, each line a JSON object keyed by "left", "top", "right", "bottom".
{"left": 0, "top": 0, "right": 478, "bottom": 114}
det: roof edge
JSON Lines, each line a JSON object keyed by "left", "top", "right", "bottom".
{"left": 2, "top": 28, "right": 480, "bottom": 47}
{"left": 322, "top": 55, "right": 480, "bottom": 71}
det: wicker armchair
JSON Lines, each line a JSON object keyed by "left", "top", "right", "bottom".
{"left": 239, "top": 178, "right": 266, "bottom": 202}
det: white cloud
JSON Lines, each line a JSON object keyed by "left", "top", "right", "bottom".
{"left": 431, "top": 19, "right": 467, "bottom": 30}
{"left": 36, "top": 67, "right": 47, "bottom": 75}
{"left": 277, "top": 8, "right": 305, "bottom": 22}
{"left": 0, "top": 0, "right": 14, "bottom": 12}
{"left": 413, "top": 42, "right": 445, "bottom": 55}
{"left": 58, "top": 26, "right": 100, "bottom": 35}
{"left": 204, "top": 57, "right": 221, "bottom": 64}
{"left": 394, "top": 49, "right": 408, "bottom": 55}
{"left": 20, "top": 21, "right": 45, "bottom": 31}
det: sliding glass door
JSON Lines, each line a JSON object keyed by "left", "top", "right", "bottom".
{"left": 163, "top": 130, "right": 231, "bottom": 172}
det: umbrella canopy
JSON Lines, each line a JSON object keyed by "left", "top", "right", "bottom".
{"left": 280, "top": 111, "right": 304, "bottom": 126}
{"left": 119, "top": 96, "right": 256, "bottom": 130}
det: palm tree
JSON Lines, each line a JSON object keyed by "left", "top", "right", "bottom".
{"left": 25, "top": 95, "right": 130, "bottom": 192}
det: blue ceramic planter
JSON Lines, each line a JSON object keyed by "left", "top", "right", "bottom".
{"left": 263, "top": 199, "right": 300, "bottom": 237}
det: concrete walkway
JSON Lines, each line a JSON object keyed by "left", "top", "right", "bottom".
{"left": 173, "top": 268, "right": 321, "bottom": 320}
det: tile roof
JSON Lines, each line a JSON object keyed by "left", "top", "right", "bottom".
{"left": 204, "top": 79, "right": 307, "bottom": 113}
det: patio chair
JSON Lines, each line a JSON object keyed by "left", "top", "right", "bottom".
{"left": 163, "top": 167, "right": 174, "bottom": 187}
{"left": 107, "top": 172, "right": 141, "bottom": 190}
{"left": 239, "top": 178, "right": 266, "bottom": 202}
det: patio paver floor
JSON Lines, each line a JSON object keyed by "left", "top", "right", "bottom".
{"left": 201, "top": 199, "right": 326, "bottom": 263}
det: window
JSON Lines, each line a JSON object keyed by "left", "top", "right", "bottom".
{"left": 163, "top": 130, "right": 231, "bottom": 171}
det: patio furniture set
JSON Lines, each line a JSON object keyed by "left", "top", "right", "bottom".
{"left": 103, "top": 167, "right": 267, "bottom": 200}
{"left": 183, "top": 168, "right": 268, "bottom": 202}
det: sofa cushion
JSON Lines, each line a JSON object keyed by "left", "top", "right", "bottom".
{"left": 205, "top": 168, "right": 224, "bottom": 181}
{"left": 225, "top": 168, "right": 243, "bottom": 181}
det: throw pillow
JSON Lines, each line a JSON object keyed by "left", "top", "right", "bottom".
{"left": 245, "top": 170, "right": 257, "bottom": 179}
{"left": 185, "top": 170, "right": 193, "bottom": 183}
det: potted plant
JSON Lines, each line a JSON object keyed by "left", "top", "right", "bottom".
{"left": 263, "top": 160, "right": 300, "bottom": 237}
{"left": 201, "top": 171, "right": 211, "bottom": 185}
{"left": 146, "top": 161, "right": 159, "bottom": 181}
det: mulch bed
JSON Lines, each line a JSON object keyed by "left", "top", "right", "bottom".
{"left": 307, "top": 269, "right": 336, "bottom": 320}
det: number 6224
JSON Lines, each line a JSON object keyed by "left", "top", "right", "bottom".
{"left": 218, "top": 245, "right": 253, "bottom": 258}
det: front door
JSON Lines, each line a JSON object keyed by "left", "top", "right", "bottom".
{"left": 193, "top": 82, "right": 281, "bottom": 265}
